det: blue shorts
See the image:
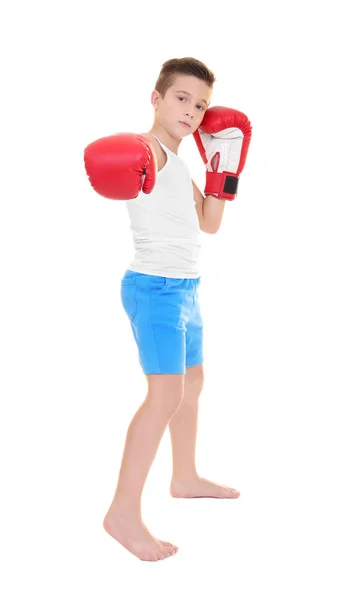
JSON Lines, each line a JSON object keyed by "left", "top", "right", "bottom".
{"left": 120, "top": 270, "right": 203, "bottom": 374}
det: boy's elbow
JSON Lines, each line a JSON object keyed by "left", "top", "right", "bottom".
{"left": 203, "top": 222, "right": 219, "bottom": 234}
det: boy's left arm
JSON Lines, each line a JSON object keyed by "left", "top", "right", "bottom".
{"left": 192, "top": 180, "right": 226, "bottom": 234}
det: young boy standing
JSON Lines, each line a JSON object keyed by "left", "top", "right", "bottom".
{"left": 84, "top": 57, "right": 252, "bottom": 561}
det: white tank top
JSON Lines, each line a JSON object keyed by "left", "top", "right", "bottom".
{"left": 125, "top": 135, "right": 201, "bottom": 278}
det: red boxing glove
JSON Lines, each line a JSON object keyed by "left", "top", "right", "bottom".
{"left": 193, "top": 106, "right": 252, "bottom": 200}
{"left": 84, "top": 133, "right": 157, "bottom": 200}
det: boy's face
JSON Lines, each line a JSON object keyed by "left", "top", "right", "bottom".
{"left": 151, "top": 74, "right": 213, "bottom": 138}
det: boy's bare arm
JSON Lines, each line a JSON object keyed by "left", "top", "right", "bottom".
{"left": 192, "top": 180, "right": 226, "bottom": 234}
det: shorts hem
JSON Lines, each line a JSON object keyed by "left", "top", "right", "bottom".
{"left": 186, "top": 360, "right": 204, "bottom": 368}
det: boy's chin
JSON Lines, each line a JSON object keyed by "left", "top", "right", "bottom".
{"left": 177, "top": 128, "right": 192, "bottom": 138}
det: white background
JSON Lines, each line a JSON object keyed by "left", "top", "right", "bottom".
{"left": 1, "top": 0, "right": 345, "bottom": 597}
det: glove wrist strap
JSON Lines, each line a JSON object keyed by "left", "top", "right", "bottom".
{"left": 204, "top": 171, "right": 239, "bottom": 200}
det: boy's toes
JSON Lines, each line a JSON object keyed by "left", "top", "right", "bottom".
{"left": 159, "top": 540, "right": 178, "bottom": 552}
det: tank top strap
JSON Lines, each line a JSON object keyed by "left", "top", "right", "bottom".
{"left": 151, "top": 134, "right": 172, "bottom": 153}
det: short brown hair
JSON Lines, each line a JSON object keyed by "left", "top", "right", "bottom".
{"left": 154, "top": 57, "right": 216, "bottom": 98}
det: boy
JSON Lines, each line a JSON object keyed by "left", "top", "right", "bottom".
{"left": 84, "top": 57, "right": 252, "bottom": 561}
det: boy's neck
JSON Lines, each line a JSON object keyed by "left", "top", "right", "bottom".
{"left": 148, "top": 126, "right": 182, "bottom": 155}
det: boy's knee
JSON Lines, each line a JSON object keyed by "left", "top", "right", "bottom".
{"left": 146, "top": 373, "right": 184, "bottom": 415}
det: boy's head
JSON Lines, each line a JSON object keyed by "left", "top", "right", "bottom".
{"left": 151, "top": 57, "right": 215, "bottom": 138}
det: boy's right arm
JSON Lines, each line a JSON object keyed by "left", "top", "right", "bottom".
{"left": 84, "top": 133, "right": 157, "bottom": 200}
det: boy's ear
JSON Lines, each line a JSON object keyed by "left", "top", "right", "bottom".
{"left": 151, "top": 90, "right": 160, "bottom": 109}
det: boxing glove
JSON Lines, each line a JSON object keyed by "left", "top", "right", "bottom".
{"left": 84, "top": 133, "right": 157, "bottom": 200}
{"left": 193, "top": 106, "right": 252, "bottom": 200}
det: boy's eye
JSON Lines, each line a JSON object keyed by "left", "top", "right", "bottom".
{"left": 178, "top": 97, "right": 204, "bottom": 111}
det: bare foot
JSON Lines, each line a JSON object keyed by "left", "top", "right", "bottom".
{"left": 170, "top": 475, "right": 240, "bottom": 499}
{"left": 103, "top": 508, "right": 178, "bottom": 561}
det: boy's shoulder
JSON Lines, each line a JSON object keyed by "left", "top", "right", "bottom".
{"left": 139, "top": 132, "right": 167, "bottom": 172}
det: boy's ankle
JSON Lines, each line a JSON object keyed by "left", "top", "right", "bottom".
{"left": 107, "top": 496, "right": 142, "bottom": 518}
{"left": 171, "top": 470, "right": 198, "bottom": 483}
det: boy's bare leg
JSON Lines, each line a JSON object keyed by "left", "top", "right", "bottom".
{"left": 103, "top": 374, "right": 184, "bottom": 561}
{"left": 169, "top": 364, "right": 240, "bottom": 499}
